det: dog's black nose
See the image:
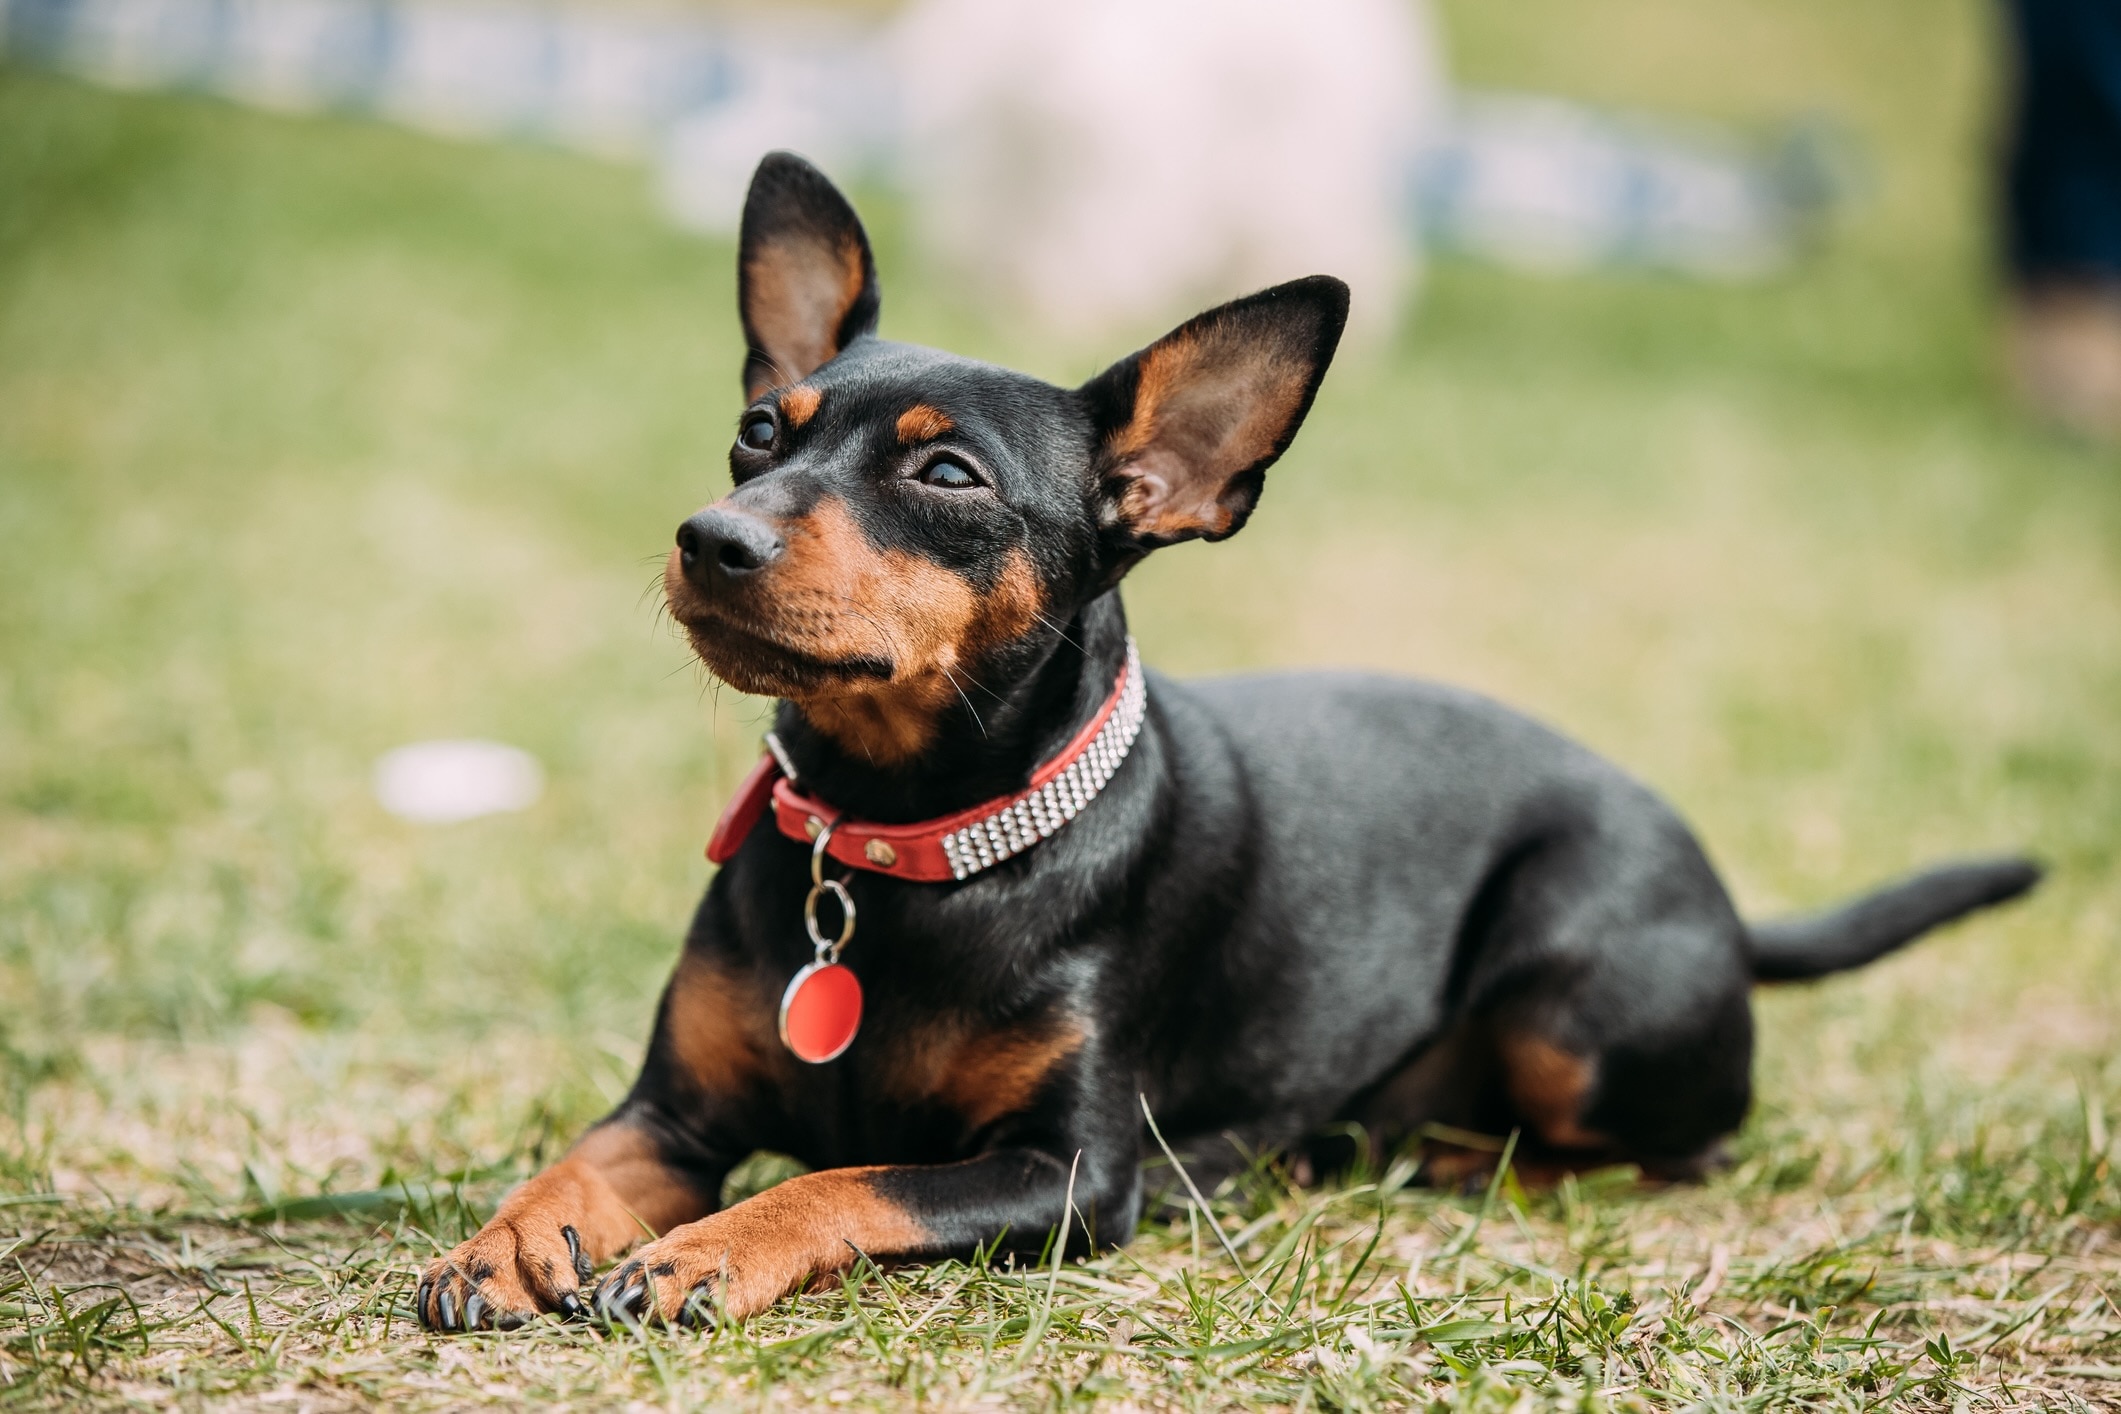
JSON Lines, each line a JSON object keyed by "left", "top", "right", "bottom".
{"left": 677, "top": 507, "right": 785, "bottom": 587}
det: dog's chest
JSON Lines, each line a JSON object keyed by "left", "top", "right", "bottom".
{"left": 740, "top": 995, "right": 1088, "bottom": 1166}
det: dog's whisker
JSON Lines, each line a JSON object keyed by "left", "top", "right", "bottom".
{"left": 824, "top": 698, "right": 877, "bottom": 765}
{"left": 1032, "top": 609, "right": 1086, "bottom": 656}
{"left": 942, "top": 664, "right": 987, "bottom": 738}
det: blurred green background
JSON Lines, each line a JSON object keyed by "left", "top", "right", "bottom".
{"left": 0, "top": 0, "right": 2115, "bottom": 1208}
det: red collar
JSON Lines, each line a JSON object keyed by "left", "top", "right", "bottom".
{"left": 707, "top": 639, "right": 1146, "bottom": 882}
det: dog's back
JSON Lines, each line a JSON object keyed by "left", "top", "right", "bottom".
{"left": 1137, "top": 669, "right": 1753, "bottom": 1168}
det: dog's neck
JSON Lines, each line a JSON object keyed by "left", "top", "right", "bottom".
{"left": 770, "top": 592, "right": 1133, "bottom": 825}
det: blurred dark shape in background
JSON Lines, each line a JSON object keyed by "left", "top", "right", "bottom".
{"left": 2002, "top": 0, "right": 2121, "bottom": 442}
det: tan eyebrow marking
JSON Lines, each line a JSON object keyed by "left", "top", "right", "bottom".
{"left": 780, "top": 385, "right": 822, "bottom": 427}
{"left": 896, "top": 404, "right": 953, "bottom": 443}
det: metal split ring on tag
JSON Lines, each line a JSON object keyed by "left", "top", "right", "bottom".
{"left": 778, "top": 821, "right": 864, "bottom": 1063}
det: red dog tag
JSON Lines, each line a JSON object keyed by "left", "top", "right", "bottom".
{"left": 778, "top": 961, "right": 862, "bottom": 1063}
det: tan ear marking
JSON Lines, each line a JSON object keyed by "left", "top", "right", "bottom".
{"left": 1102, "top": 322, "right": 1315, "bottom": 541}
{"left": 743, "top": 231, "right": 868, "bottom": 394}
{"left": 896, "top": 403, "right": 954, "bottom": 443}
{"left": 1107, "top": 331, "right": 1195, "bottom": 462}
{"left": 1088, "top": 277, "right": 1347, "bottom": 547}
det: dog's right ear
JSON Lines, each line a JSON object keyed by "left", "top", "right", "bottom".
{"left": 737, "top": 152, "right": 880, "bottom": 399}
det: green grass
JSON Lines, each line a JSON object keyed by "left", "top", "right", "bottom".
{"left": 2, "top": 0, "right": 2119, "bottom": 1401}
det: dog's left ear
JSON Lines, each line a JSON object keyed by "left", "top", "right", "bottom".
{"left": 1081, "top": 276, "right": 1349, "bottom": 557}
{"left": 738, "top": 152, "right": 881, "bottom": 399}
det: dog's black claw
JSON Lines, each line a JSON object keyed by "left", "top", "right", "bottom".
{"left": 463, "top": 1293, "right": 486, "bottom": 1329}
{"left": 416, "top": 1277, "right": 434, "bottom": 1325}
{"left": 495, "top": 1309, "right": 529, "bottom": 1332}
{"left": 595, "top": 1263, "right": 648, "bottom": 1325}
{"left": 678, "top": 1287, "right": 717, "bottom": 1330}
{"left": 562, "top": 1224, "right": 594, "bottom": 1286}
{"left": 558, "top": 1291, "right": 586, "bottom": 1322}
{"left": 436, "top": 1288, "right": 458, "bottom": 1330}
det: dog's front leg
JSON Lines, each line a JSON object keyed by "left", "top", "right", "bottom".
{"left": 590, "top": 1147, "right": 1138, "bottom": 1327}
{"left": 418, "top": 1116, "right": 714, "bottom": 1331}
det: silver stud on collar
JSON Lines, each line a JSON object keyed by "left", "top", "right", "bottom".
{"left": 940, "top": 638, "right": 1147, "bottom": 881}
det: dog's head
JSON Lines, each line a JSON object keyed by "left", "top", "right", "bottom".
{"left": 665, "top": 152, "right": 1348, "bottom": 765}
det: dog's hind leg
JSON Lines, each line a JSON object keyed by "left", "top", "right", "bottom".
{"left": 1347, "top": 817, "right": 1760, "bottom": 1187}
{"left": 1341, "top": 968, "right": 1750, "bottom": 1191}
{"left": 1462, "top": 919, "right": 1755, "bottom": 1184}
{"left": 1332, "top": 1018, "right": 1606, "bottom": 1189}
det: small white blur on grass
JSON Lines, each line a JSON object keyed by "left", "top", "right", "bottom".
{"left": 372, "top": 740, "right": 544, "bottom": 824}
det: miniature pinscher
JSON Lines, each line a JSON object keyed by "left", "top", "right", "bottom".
{"left": 417, "top": 153, "right": 2039, "bottom": 1331}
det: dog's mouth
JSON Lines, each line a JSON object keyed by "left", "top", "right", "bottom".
{"left": 659, "top": 526, "right": 1047, "bottom": 765}
{"left": 670, "top": 597, "right": 895, "bottom": 699}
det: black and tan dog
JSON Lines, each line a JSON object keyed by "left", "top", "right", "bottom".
{"left": 417, "top": 154, "right": 2039, "bottom": 1332}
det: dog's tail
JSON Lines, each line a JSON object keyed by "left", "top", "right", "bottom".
{"left": 1745, "top": 855, "right": 2042, "bottom": 983}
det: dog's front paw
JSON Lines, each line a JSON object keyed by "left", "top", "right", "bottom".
{"left": 592, "top": 1211, "right": 813, "bottom": 1328}
{"left": 418, "top": 1219, "right": 596, "bottom": 1332}
{"left": 590, "top": 1220, "right": 733, "bottom": 1329}
{"left": 588, "top": 1174, "right": 892, "bottom": 1327}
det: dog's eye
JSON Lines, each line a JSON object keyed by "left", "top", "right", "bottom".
{"left": 738, "top": 415, "right": 776, "bottom": 451}
{"left": 919, "top": 459, "right": 978, "bottom": 489}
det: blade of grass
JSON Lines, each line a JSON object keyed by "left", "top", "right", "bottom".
{"left": 1139, "top": 1093, "right": 1285, "bottom": 1317}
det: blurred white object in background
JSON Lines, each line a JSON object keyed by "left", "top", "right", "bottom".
{"left": 657, "top": 17, "right": 891, "bottom": 235}
{"left": 3, "top": 0, "right": 1838, "bottom": 335}
{"left": 1418, "top": 94, "right": 1820, "bottom": 279}
{"left": 346, "top": 2, "right": 736, "bottom": 158}
{"left": 0, "top": 0, "right": 741, "bottom": 156}
{"left": 891, "top": 0, "right": 1446, "bottom": 346}
{"left": 372, "top": 740, "right": 543, "bottom": 824}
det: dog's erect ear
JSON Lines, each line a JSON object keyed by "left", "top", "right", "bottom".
{"left": 1080, "top": 276, "right": 1349, "bottom": 556}
{"left": 738, "top": 152, "right": 880, "bottom": 399}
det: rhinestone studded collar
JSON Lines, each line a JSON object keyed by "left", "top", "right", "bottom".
{"left": 705, "top": 638, "right": 1148, "bottom": 883}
